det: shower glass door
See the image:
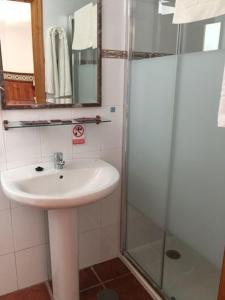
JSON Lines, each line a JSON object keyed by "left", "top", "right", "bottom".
{"left": 163, "top": 15, "right": 225, "bottom": 300}
{"left": 124, "top": 0, "right": 178, "bottom": 289}
{"left": 124, "top": 1, "right": 225, "bottom": 299}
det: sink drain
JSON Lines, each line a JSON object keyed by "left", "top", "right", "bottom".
{"left": 166, "top": 249, "right": 181, "bottom": 260}
{"left": 97, "top": 289, "right": 119, "bottom": 300}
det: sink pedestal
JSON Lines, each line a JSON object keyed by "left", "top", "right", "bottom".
{"left": 48, "top": 208, "right": 79, "bottom": 300}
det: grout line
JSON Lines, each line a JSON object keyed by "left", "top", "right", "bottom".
{"left": 101, "top": 272, "right": 131, "bottom": 285}
{"left": 80, "top": 283, "right": 102, "bottom": 293}
{"left": 91, "top": 266, "right": 106, "bottom": 289}
{"left": 13, "top": 242, "right": 49, "bottom": 254}
{"left": 8, "top": 200, "right": 19, "bottom": 290}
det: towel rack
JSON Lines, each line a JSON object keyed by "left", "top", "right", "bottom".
{"left": 3, "top": 116, "right": 111, "bottom": 130}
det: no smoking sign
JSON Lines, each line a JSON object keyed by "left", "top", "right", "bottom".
{"left": 73, "top": 124, "right": 85, "bottom": 145}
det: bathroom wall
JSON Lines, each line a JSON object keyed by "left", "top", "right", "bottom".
{"left": 0, "top": 0, "right": 126, "bottom": 296}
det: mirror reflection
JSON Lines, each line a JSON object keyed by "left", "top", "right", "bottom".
{"left": 0, "top": 1, "right": 35, "bottom": 106}
{"left": 133, "top": 0, "right": 225, "bottom": 56}
{"left": 0, "top": 0, "right": 101, "bottom": 108}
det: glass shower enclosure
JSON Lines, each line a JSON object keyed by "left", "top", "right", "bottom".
{"left": 122, "top": 1, "right": 225, "bottom": 299}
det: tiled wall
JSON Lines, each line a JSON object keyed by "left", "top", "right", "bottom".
{"left": 0, "top": 0, "right": 126, "bottom": 296}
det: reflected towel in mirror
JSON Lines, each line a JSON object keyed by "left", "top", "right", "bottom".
{"left": 45, "top": 26, "right": 72, "bottom": 104}
{"left": 72, "top": 3, "right": 97, "bottom": 50}
{"left": 173, "top": 0, "right": 225, "bottom": 24}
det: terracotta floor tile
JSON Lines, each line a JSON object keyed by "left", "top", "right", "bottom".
{"left": 0, "top": 284, "right": 50, "bottom": 300}
{"left": 93, "top": 258, "right": 130, "bottom": 282}
{"left": 80, "top": 286, "right": 103, "bottom": 300}
{"left": 80, "top": 268, "right": 101, "bottom": 291}
{"left": 105, "top": 274, "right": 154, "bottom": 300}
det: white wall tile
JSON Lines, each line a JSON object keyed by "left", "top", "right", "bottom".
{"left": 72, "top": 150, "right": 101, "bottom": 160}
{"left": 2, "top": 110, "right": 39, "bottom": 122}
{"left": 72, "top": 124, "right": 102, "bottom": 155}
{"left": 71, "top": 107, "right": 102, "bottom": 119}
{"left": 0, "top": 210, "right": 14, "bottom": 255}
{"left": 100, "top": 223, "right": 120, "bottom": 261}
{"left": 12, "top": 207, "right": 47, "bottom": 251}
{"left": 79, "top": 202, "right": 101, "bottom": 233}
{"left": 101, "top": 107, "right": 123, "bottom": 150}
{"left": 102, "top": 59, "right": 125, "bottom": 106}
{"left": 79, "top": 229, "right": 101, "bottom": 269}
{"left": 0, "top": 186, "right": 10, "bottom": 211}
{"left": 0, "top": 254, "right": 17, "bottom": 296}
{"left": 36, "top": 108, "right": 72, "bottom": 120}
{"left": 0, "top": 122, "right": 6, "bottom": 165}
{"left": 4, "top": 128, "right": 41, "bottom": 164}
{"left": 40, "top": 126, "right": 73, "bottom": 159}
{"left": 16, "top": 244, "right": 48, "bottom": 289}
{"left": 101, "top": 188, "right": 121, "bottom": 227}
{"left": 101, "top": 148, "right": 123, "bottom": 173}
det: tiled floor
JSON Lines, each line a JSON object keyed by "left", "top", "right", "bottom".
{"left": 0, "top": 284, "right": 50, "bottom": 300}
{"left": 80, "top": 258, "right": 153, "bottom": 300}
{"left": 0, "top": 258, "right": 154, "bottom": 300}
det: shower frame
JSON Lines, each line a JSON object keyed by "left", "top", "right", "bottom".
{"left": 120, "top": 1, "right": 225, "bottom": 300}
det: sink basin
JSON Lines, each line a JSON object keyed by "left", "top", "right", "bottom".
{"left": 1, "top": 159, "right": 120, "bottom": 209}
{"left": 1, "top": 159, "right": 120, "bottom": 300}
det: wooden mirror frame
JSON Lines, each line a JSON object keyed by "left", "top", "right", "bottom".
{"left": 1, "top": 0, "right": 102, "bottom": 109}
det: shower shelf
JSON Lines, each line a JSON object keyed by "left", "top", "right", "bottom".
{"left": 3, "top": 116, "right": 111, "bottom": 130}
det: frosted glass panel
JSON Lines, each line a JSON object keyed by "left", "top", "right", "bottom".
{"left": 124, "top": 0, "right": 225, "bottom": 299}
{"left": 126, "top": 55, "right": 177, "bottom": 286}
{"left": 163, "top": 50, "right": 225, "bottom": 300}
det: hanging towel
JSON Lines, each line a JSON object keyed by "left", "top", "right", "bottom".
{"left": 173, "top": 0, "right": 225, "bottom": 24}
{"left": 91, "top": 4, "right": 97, "bottom": 49}
{"left": 45, "top": 27, "right": 58, "bottom": 97}
{"left": 218, "top": 69, "right": 225, "bottom": 127}
{"left": 72, "top": 3, "right": 94, "bottom": 50}
{"left": 45, "top": 26, "right": 72, "bottom": 103}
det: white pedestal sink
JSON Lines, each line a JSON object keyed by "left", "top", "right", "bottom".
{"left": 1, "top": 159, "right": 120, "bottom": 300}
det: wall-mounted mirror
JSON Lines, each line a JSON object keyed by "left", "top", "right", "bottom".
{"left": 0, "top": 0, "right": 102, "bottom": 109}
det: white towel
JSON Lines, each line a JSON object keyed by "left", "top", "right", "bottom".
{"left": 218, "top": 68, "right": 225, "bottom": 127}
{"left": 91, "top": 4, "right": 97, "bottom": 49}
{"left": 45, "top": 27, "right": 56, "bottom": 96}
{"left": 173, "top": 0, "right": 225, "bottom": 24}
{"left": 72, "top": 3, "right": 97, "bottom": 50}
{"left": 58, "top": 29, "right": 72, "bottom": 97}
{"left": 45, "top": 27, "right": 72, "bottom": 103}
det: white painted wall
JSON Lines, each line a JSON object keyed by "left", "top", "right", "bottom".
{"left": 0, "top": 0, "right": 126, "bottom": 296}
{"left": 42, "top": 0, "right": 92, "bottom": 40}
{"left": 0, "top": 2, "right": 34, "bottom": 73}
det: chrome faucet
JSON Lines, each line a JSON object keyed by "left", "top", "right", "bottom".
{"left": 54, "top": 152, "right": 65, "bottom": 169}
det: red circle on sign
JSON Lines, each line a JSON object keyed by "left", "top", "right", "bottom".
{"left": 73, "top": 125, "right": 84, "bottom": 137}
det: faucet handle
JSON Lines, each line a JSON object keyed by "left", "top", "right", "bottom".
{"left": 53, "top": 152, "right": 65, "bottom": 169}
{"left": 54, "top": 152, "right": 63, "bottom": 161}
